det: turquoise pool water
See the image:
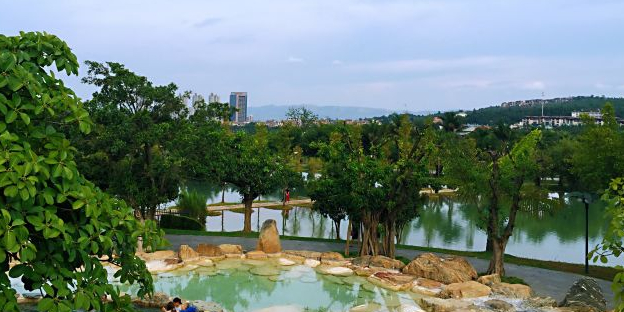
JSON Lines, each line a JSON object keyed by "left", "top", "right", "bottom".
{"left": 119, "top": 259, "right": 423, "bottom": 312}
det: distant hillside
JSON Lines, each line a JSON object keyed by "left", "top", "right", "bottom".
{"left": 464, "top": 96, "right": 624, "bottom": 125}
{"left": 249, "top": 104, "right": 422, "bottom": 121}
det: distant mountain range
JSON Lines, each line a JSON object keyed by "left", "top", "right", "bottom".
{"left": 248, "top": 104, "right": 431, "bottom": 121}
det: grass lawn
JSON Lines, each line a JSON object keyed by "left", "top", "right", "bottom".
{"left": 162, "top": 228, "right": 618, "bottom": 281}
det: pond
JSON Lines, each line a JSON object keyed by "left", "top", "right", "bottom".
{"left": 184, "top": 182, "right": 611, "bottom": 265}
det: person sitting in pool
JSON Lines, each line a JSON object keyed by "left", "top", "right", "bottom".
{"left": 172, "top": 297, "right": 197, "bottom": 312}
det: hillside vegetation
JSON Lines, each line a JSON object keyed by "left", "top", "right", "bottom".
{"left": 463, "top": 96, "right": 624, "bottom": 125}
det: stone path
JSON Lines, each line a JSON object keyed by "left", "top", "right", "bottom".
{"left": 165, "top": 234, "right": 615, "bottom": 308}
{"left": 206, "top": 199, "right": 312, "bottom": 211}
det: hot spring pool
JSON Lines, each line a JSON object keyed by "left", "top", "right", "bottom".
{"left": 118, "top": 258, "right": 425, "bottom": 312}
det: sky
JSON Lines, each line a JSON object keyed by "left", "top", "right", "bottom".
{"left": 2, "top": 0, "right": 624, "bottom": 111}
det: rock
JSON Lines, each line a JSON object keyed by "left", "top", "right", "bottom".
{"left": 559, "top": 278, "right": 607, "bottom": 312}
{"left": 370, "top": 255, "right": 405, "bottom": 270}
{"left": 246, "top": 250, "right": 268, "bottom": 259}
{"left": 256, "top": 219, "right": 281, "bottom": 253}
{"left": 491, "top": 282, "right": 533, "bottom": 299}
{"left": 304, "top": 258, "right": 320, "bottom": 267}
{"left": 190, "top": 300, "right": 224, "bottom": 312}
{"left": 367, "top": 271, "right": 416, "bottom": 291}
{"left": 485, "top": 299, "right": 515, "bottom": 312}
{"left": 350, "top": 303, "right": 383, "bottom": 312}
{"left": 250, "top": 266, "right": 281, "bottom": 276}
{"left": 133, "top": 292, "right": 170, "bottom": 308}
{"left": 284, "top": 254, "right": 306, "bottom": 264}
{"left": 411, "top": 278, "right": 444, "bottom": 296}
{"left": 136, "top": 250, "right": 176, "bottom": 261}
{"left": 283, "top": 250, "right": 322, "bottom": 260}
{"left": 419, "top": 297, "right": 472, "bottom": 312}
{"left": 402, "top": 253, "right": 477, "bottom": 284}
{"left": 525, "top": 297, "right": 557, "bottom": 309}
{"left": 352, "top": 255, "right": 373, "bottom": 267}
{"left": 218, "top": 244, "right": 243, "bottom": 254}
{"left": 179, "top": 245, "right": 199, "bottom": 261}
{"left": 317, "top": 265, "right": 354, "bottom": 276}
{"left": 145, "top": 259, "right": 183, "bottom": 272}
{"left": 396, "top": 304, "right": 426, "bottom": 312}
{"left": 196, "top": 244, "right": 224, "bottom": 257}
{"left": 477, "top": 273, "right": 501, "bottom": 286}
{"left": 251, "top": 305, "right": 304, "bottom": 312}
{"left": 439, "top": 281, "right": 491, "bottom": 299}
{"left": 320, "top": 251, "right": 344, "bottom": 262}
{"left": 354, "top": 266, "right": 388, "bottom": 277}
{"left": 278, "top": 258, "right": 296, "bottom": 266}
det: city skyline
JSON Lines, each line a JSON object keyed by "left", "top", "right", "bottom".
{"left": 3, "top": 0, "right": 624, "bottom": 111}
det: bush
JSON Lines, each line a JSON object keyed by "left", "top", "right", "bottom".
{"left": 160, "top": 214, "right": 204, "bottom": 231}
{"left": 177, "top": 190, "right": 209, "bottom": 225}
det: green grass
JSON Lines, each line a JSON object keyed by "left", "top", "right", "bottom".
{"left": 162, "top": 229, "right": 618, "bottom": 281}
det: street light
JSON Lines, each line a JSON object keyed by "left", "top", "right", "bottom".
{"left": 569, "top": 192, "right": 592, "bottom": 274}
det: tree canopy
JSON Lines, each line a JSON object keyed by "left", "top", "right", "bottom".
{"left": 0, "top": 32, "right": 163, "bottom": 312}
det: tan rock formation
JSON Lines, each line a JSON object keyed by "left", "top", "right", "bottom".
{"left": 178, "top": 245, "right": 199, "bottom": 261}
{"left": 438, "top": 281, "right": 491, "bottom": 299}
{"left": 402, "top": 253, "right": 477, "bottom": 284}
{"left": 218, "top": 244, "right": 243, "bottom": 254}
{"left": 196, "top": 244, "right": 224, "bottom": 257}
{"left": 491, "top": 282, "right": 534, "bottom": 299}
{"left": 256, "top": 219, "right": 281, "bottom": 253}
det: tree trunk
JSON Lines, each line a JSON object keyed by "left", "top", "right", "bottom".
{"left": 487, "top": 238, "right": 507, "bottom": 276}
{"left": 243, "top": 196, "right": 253, "bottom": 233}
{"left": 334, "top": 219, "right": 341, "bottom": 240}
{"left": 485, "top": 237, "right": 493, "bottom": 252}
{"left": 221, "top": 183, "right": 226, "bottom": 203}
{"left": 345, "top": 219, "right": 352, "bottom": 257}
{"left": 385, "top": 220, "right": 396, "bottom": 258}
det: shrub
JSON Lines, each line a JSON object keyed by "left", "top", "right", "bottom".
{"left": 177, "top": 190, "right": 209, "bottom": 225}
{"left": 160, "top": 214, "right": 204, "bottom": 231}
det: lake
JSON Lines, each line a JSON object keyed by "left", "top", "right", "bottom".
{"left": 180, "top": 182, "right": 611, "bottom": 265}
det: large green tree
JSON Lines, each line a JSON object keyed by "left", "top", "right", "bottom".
{"left": 0, "top": 32, "right": 162, "bottom": 312}
{"left": 76, "top": 61, "right": 187, "bottom": 220}
{"left": 446, "top": 128, "right": 542, "bottom": 275}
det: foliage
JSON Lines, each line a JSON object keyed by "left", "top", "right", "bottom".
{"left": 159, "top": 214, "right": 204, "bottom": 231}
{"left": 76, "top": 61, "right": 187, "bottom": 220}
{"left": 464, "top": 96, "right": 624, "bottom": 125}
{"left": 570, "top": 103, "right": 624, "bottom": 192}
{"left": 591, "top": 177, "right": 624, "bottom": 309}
{"left": 445, "top": 128, "right": 543, "bottom": 275}
{"left": 0, "top": 31, "right": 163, "bottom": 312}
{"left": 176, "top": 190, "right": 208, "bottom": 225}
{"left": 285, "top": 106, "right": 318, "bottom": 127}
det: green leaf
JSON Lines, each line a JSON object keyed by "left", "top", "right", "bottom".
{"left": 74, "top": 292, "right": 88, "bottom": 310}
{"left": 5, "top": 110, "right": 17, "bottom": 123}
{"left": 4, "top": 231, "right": 17, "bottom": 252}
{"left": 38, "top": 298, "right": 55, "bottom": 311}
{"left": 4, "top": 185, "right": 18, "bottom": 197}
{"left": 19, "top": 112, "right": 30, "bottom": 125}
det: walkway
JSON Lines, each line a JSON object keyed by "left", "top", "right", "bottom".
{"left": 165, "top": 234, "right": 615, "bottom": 308}
{"left": 207, "top": 199, "right": 312, "bottom": 211}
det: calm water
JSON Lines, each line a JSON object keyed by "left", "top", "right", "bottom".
{"left": 184, "top": 182, "right": 612, "bottom": 265}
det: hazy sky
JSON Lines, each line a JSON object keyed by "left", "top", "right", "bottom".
{"left": 3, "top": 0, "right": 624, "bottom": 111}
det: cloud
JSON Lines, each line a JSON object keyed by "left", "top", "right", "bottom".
{"left": 348, "top": 56, "right": 507, "bottom": 73}
{"left": 332, "top": 60, "right": 343, "bottom": 65}
{"left": 194, "top": 17, "right": 222, "bottom": 28}
{"left": 520, "top": 81, "right": 545, "bottom": 90}
{"left": 286, "top": 56, "right": 304, "bottom": 63}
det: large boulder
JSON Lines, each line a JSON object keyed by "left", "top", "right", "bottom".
{"left": 197, "top": 244, "right": 224, "bottom": 257}
{"left": 179, "top": 245, "right": 199, "bottom": 261}
{"left": 477, "top": 273, "right": 501, "bottom": 286}
{"left": 402, "top": 253, "right": 477, "bottom": 284}
{"left": 284, "top": 250, "right": 321, "bottom": 260}
{"left": 246, "top": 250, "right": 268, "bottom": 260}
{"left": 352, "top": 255, "right": 404, "bottom": 270}
{"left": 491, "top": 282, "right": 533, "bottom": 299}
{"left": 320, "top": 251, "right": 344, "bottom": 261}
{"left": 419, "top": 297, "right": 485, "bottom": 312}
{"left": 256, "top": 219, "right": 281, "bottom": 253}
{"left": 559, "top": 278, "right": 607, "bottom": 312}
{"left": 133, "top": 292, "right": 170, "bottom": 308}
{"left": 438, "top": 281, "right": 491, "bottom": 299}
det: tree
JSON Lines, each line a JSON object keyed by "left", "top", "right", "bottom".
{"left": 226, "top": 124, "right": 293, "bottom": 233}
{"left": 77, "top": 61, "right": 186, "bottom": 220}
{"left": 0, "top": 32, "right": 163, "bottom": 312}
{"left": 570, "top": 103, "right": 624, "bottom": 192}
{"left": 591, "top": 177, "right": 624, "bottom": 310}
{"left": 446, "top": 128, "right": 542, "bottom": 275}
{"left": 285, "top": 106, "right": 318, "bottom": 127}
